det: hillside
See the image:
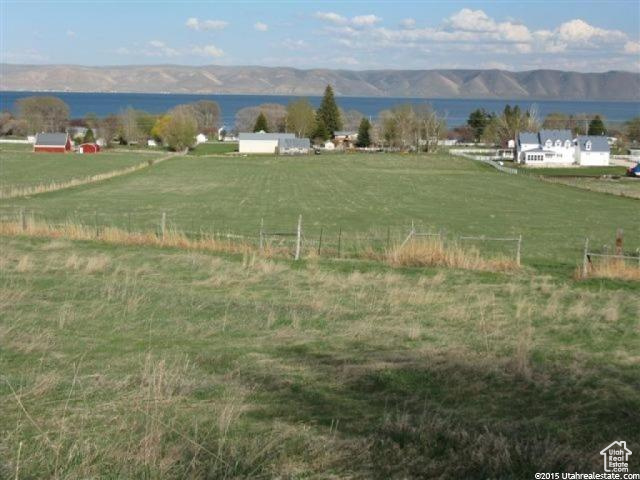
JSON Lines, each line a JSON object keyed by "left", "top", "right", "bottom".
{"left": 1, "top": 64, "right": 639, "bottom": 100}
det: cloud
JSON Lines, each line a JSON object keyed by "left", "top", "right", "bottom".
{"left": 147, "top": 40, "right": 179, "bottom": 56}
{"left": 400, "top": 18, "right": 416, "bottom": 29}
{"left": 185, "top": 17, "right": 228, "bottom": 31}
{"left": 66, "top": 29, "right": 76, "bottom": 38}
{"left": 192, "top": 44, "right": 224, "bottom": 58}
{"left": 556, "top": 19, "right": 625, "bottom": 45}
{"left": 352, "top": 14, "right": 381, "bottom": 27}
{"left": 314, "top": 12, "right": 347, "bottom": 25}
{"left": 624, "top": 41, "right": 640, "bottom": 54}
{"left": 254, "top": 22, "right": 268, "bottom": 32}
{"left": 282, "top": 38, "right": 308, "bottom": 50}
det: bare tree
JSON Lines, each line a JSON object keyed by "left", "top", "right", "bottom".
{"left": 190, "top": 100, "right": 221, "bottom": 136}
{"left": 235, "top": 103, "right": 286, "bottom": 133}
{"left": 286, "top": 99, "right": 316, "bottom": 138}
{"left": 339, "top": 109, "right": 365, "bottom": 131}
{"left": 16, "top": 96, "right": 70, "bottom": 133}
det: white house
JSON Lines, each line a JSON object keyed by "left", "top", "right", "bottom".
{"left": 238, "top": 132, "right": 296, "bottom": 154}
{"left": 516, "top": 129, "right": 574, "bottom": 166}
{"left": 575, "top": 135, "right": 610, "bottom": 166}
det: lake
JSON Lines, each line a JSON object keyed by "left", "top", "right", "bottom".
{"left": 1, "top": 91, "right": 638, "bottom": 128}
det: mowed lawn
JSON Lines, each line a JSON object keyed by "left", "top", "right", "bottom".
{"left": 2, "top": 152, "right": 639, "bottom": 265}
{"left": 0, "top": 150, "right": 162, "bottom": 192}
{"left": 1, "top": 236, "right": 638, "bottom": 478}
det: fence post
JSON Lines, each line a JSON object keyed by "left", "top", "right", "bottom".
{"left": 615, "top": 228, "right": 623, "bottom": 256}
{"left": 20, "top": 208, "right": 26, "bottom": 231}
{"left": 516, "top": 234, "right": 522, "bottom": 267}
{"left": 259, "top": 218, "right": 264, "bottom": 253}
{"left": 295, "top": 214, "right": 302, "bottom": 260}
{"left": 160, "top": 212, "right": 166, "bottom": 240}
{"left": 317, "top": 227, "right": 323, "bottom": 256}
{"left": 337, "top": 226, "right": 342, "bottom": 258}
{"left": 582, "top": 238, "right": 590, "bottom": 277}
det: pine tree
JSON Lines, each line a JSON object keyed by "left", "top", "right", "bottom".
{"left": 83, "top": 127, "right": 95, "bottom": 143}
{"left": 588, "top": 115, "right": 606, "bottom": 135}
{"left": 356, "top": 117, "right": 371, "bottom": 147}
{"left": 253, "top": 112, "right": 269, "bottom": 132}
{"left": 317, "top": 85, "right": 342, "bottom": 135}
{"left": 312, "top": 114, "right": 330, "bottom": 142}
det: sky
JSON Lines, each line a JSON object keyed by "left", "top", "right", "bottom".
{"left": 1, "top": 0, "right": 639, "bottom": 72}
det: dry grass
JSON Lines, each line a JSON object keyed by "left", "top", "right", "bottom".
{"left": 577, "top": 258, "right": 640, "bottom": 281}
{"left": 0, "top": 153, "right": 176, "bottom": 199}
{"left": 385, "top": 239, "right": 519, "bottom": 272}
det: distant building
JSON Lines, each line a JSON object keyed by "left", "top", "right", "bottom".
{"left": 277, "top": 137, "right": 310, "bottom": 155}
{"left": 196, "top": 133, "right": 208, "bottom": 144}
{"left": 575, "top": 135, "right": 610, "bottom": 166}
{"left": 238, "top": 132, "right": 295, "bottom": 154}
{"left": 323, "top": 141, "right": 336, "bottom": 150}
{"left": 147, "top": 139, "right": 158, "bottom": 147}
{"left": 79, "top": 143, "right": 100, "bottom": 154}
{"left": 516, "top": 130, "right": 574, "bottom": 165}
{"left": 33, "top": 133, "right": 72, "bottom": 153}
{"left": 333, "top": 131, "right": 358, "bottom": 149}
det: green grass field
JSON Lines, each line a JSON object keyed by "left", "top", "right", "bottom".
{"left": 0, "top": 150, "right": 162, "bottom": 193}
{"left": 189, "top": 141, "right": 238, "bottom": 155}
{"left": 1, "top": 235, "right": 638, "bottom": 478}
{"left": 1, "top": 150, "right": 639, "bottom": 477}
{"left": 2, "top": 152, "right": 638, "bottom": 266}
{"left": 513, "top": 165, "right": 628, "bottom": 177}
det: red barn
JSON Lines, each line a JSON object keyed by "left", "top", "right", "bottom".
{"left": 80, "top": 143, "right": 100, "bottom": 154}
{"left": 33, "top": 133, "right": 72, "bottom": 153}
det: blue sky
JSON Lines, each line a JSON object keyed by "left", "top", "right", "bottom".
{"left": 2, "top": 0, "right": 639, "bottom": 71}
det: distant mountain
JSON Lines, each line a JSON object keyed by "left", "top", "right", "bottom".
{"left": 1, "top": 64, "right": 639, "bottom": 101}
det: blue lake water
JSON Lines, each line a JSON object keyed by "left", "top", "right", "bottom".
{"left": 1, "top": 91, "right": 638, "bottom": 128}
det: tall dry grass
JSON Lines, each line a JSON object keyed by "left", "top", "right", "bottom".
{"left": 385, "top": 239, "right": 519, "bottom": 272}
{"left": 576, "top": 257, "right": 640, "bottom": 281}
{"left": 0, "top": 153, "right": 175, "bottom": 199}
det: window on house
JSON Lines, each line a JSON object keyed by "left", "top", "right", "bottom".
{"left": 545, "top": 140, "right": 552, "bottom": 148}
{"left": 565, "top": 140, "right": 571, "bottom": 148}
{"left": 555, "top": 140, "right": 561, "bottom": 147}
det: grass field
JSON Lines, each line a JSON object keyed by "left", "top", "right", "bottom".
{"left": 1, "top": 235, "right": 638, "bottom": 478}
{"left": 189, "top": 142, "right": 238, "bottom": 155}
{"left": 541, "top": 176, "right": 640, "bottom": 199}
{"left": 2, "top": 152, "right": 638, "bottom": 267}
{"left": 513, "top": 164, "right": 628, "bottom": 177}
{"left": 0, "top": 150, "right": 163, "bottom": 194}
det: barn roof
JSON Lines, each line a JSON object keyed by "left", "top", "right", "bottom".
{"left": 539, "top": 129, "right": 572, "bottom": 143}
{"left": 576, "top": 135, "right": 609, "bottom": 152}
{"left": 278, "top": 138, "right": 310, "bottom": 149}
{"left": 517, "top": 132, "right": 538, "bottom": 145}
{"left": 238, "top": 132, "right": 295, "bottom": 141}
{"left": 35, "top": 133, "right": 69, "bottom": 146}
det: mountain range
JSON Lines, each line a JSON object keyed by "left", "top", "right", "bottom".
{"left": 1, "top": 64, "right": 639, "bottom": 100}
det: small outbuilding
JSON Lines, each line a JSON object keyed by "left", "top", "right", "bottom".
{"left": 79, "top": 143, "right": 100, "bottom": 154}
{"left": 575, "top": 135, "right": 610, "bottom": 166}
{"left": 196, "top": 133, "right": 208, "bottom": 144}
{"left": 238, "top": 132, "right": 295, "bottom": 154}
{"left": 33, "top": 133, "right": 72, "bottom": 153}
{"left": 277, "top": 137, "right": 310, "bottom": 155}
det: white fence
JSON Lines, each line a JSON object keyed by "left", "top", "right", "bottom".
{"left": 450, "top": 149, "right": 520, "bottom": 175}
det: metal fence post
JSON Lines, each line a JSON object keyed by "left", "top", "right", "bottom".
{"left": 295, "top": 215, "right": 302, "bottom": 260}
{"left": 582, "top": 238, "right": 590, "bottom": 277}
{"left": 317, "top": 227, "right": 323, "bottom": 256}
{"left": 337, "top": 227, "right": 342, "bottom": 258}
{"left": 516, "top": 234, "right": 522, "bottom": 267}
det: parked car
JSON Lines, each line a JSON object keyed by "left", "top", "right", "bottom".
{"left": 626, "top": 163, "right": 640, "bottom": 178}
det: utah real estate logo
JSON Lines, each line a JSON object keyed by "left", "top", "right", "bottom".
{"left": 600, "top": 441, "right": 632, "bottom": 473}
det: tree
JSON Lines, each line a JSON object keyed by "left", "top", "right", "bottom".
{"left": 164, "top": 105, "right": 197, "bottom": 151}
{"left": 312, "top": 113, "right": 330, "bottom": 142}
{"left": 414, "top": 104, "right": 445, "bottom": 152}
{"left": 340, "top": 109, "right": 364, "bottom": 131}
{"left": 119, "top": 107, "right": 141, "bottom": 144}
{"left": 0, "top": 111, "right": 27, "bottom": 137}
{"left": 235, "top": 104, "right": 286, "bottom": 133}
{"left": 542, "top": 112, "right": 570, "bottom": 130}
{"left": 482, "top": 104, "right": 539, "bottom": 145}
{"left": 190, "top": 100, "right": 220, "bottom": 135}
{"left": 16, "top": 96, "right": 70, "bottom": 133}
{"left": 151, "top": 115, "right": 172, "bottom": 142}
{"left": 83, "top": 128, "right": 95, "bottom": 143}
{"left": 286, "top": 99, "right": 316, "bottom": 137}
{"left": 253, "top": 112, "right": 269, "bottom": 132}
{"left": 317, "top": 85, "right": 342, "bottom": 135}
{"left": 356, "top": 117, "right": 371, "bottom": 147}
{"left": 625, "top": 117, "right": 640, "bottom": 143}
{"left": 467, "top": 109, "right": 490, "bottom": 142}
{"left": 588, "top": 115, "right": 606, "bottom": 135}
{"left": 100, "top": 115, "right": 121, "bottom": 147}
{"left": 136, "top": 111, "right": 157, "bottom": 139}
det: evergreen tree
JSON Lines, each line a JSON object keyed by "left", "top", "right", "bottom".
{"left": 467, "top": 109, "right": 490, "bottom": 142}
{"left": 312, "top": 114, "right": 330, "bottom": 142}
{"left": 588, "top": 115, "right": 606, "bottom": 135}
{"left": 317, "top": 85, "right": 342, "bottom": 135}
{"left": 83, "top": 127, "right": 95, "bottom": 143}
{"left": 253, "top": 112, "right": 269, "bottom": 132}
{"left": 356, "top": 117, "right": 371, "bottom": 147}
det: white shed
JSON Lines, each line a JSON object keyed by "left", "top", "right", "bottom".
{"left": 196, "top": 133, "right": 208, "bottom": 144}
{"left": 238, "top": 132, "right": 295, "bottom": 154}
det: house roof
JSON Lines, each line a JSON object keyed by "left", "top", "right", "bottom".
{"left": 518, "top": 132, "right": 538, "bottom": 145}
{"left": 576, "top": 135, "right": 610, "bottom": 152}
{"left": 238, "top": 132, "right": 295, "bottom": 141}
{"left": 334, "top": 131, "right": 357, "bottom": 137}
{"left": 278, "top": 138, "right": 310, "bottom": 149}
{"left": 35, "top": 133, "right": 69, "bottom": 146}
{"left": 539, "top": 129, "right": 572, "bottom": 144}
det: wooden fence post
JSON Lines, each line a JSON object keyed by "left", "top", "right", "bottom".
{"left": 317, "top": 227, "right": 323, "bottom": 255}
{"left": 615, "top": 228, "right": 623, "bottom": 256}
{"left": 20, "top": 208, "right": 26, "bottom": 231}
{"left": 295, "top": 215, "right": 302, "bottom": 260}
{"left": 337, "top": 227, "right": 342, "bottom": 258}
{"left": 582, "top": 238, "right": 590, "bottom": 277}
{"left": 160, "top": 212, "right": 166, "bottom": 240}
{"left": 516, "top": 234, "right": 522, "bottom": 267}
{"left": 259, "top": 218, "right": 264, "bottom": 253}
